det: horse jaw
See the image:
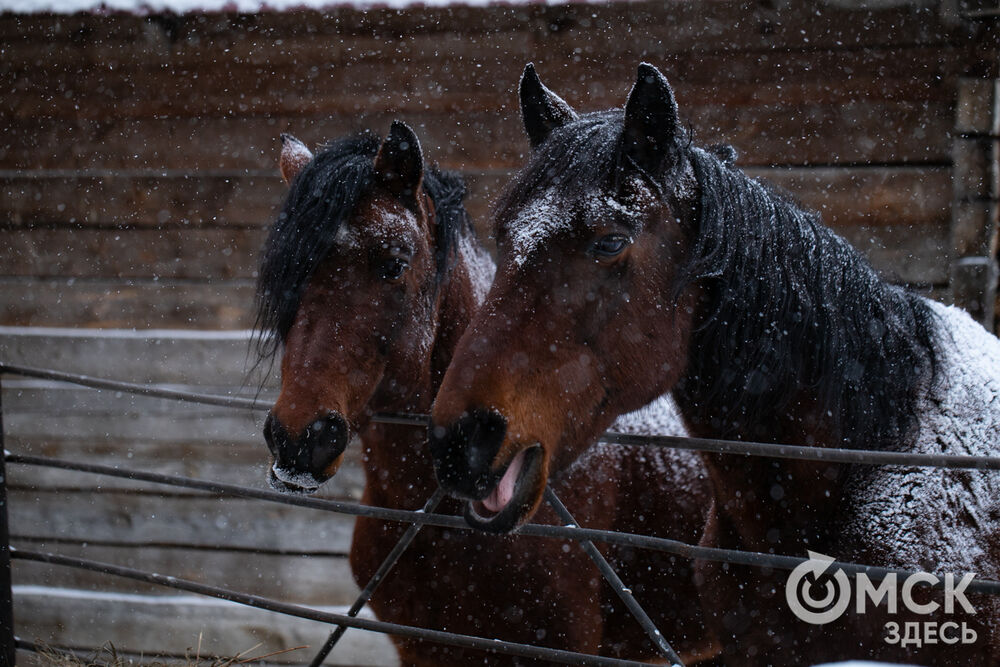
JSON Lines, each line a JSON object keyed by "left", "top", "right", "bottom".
{"left": 463, "top": 445, "right": 547, "bottom": 534}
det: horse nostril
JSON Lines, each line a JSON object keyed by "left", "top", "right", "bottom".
{"left": 305, "top": 412, "right": 350, "bottom": 472}
{"left": 429, "top": 408, "right": 507, "bottom": 496}
{"left": 263, "top": 412, "right": 281, "bottom": 457}
{"left": 461, "top": 409, "right": 507, "bottom": 468}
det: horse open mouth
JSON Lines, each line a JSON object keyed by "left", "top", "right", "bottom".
{"left": 267, "top": 465, "right": 322, "bottom": 495}
{"left": 465, "top": 445, "right": 545, "bottom": 534}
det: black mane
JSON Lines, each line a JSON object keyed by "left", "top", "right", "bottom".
{"left": 496, "top": 111, "right": 650, "bottom": 229}
{"left": 678, "top": 148, "right": 937, "bottom": 449}
{"left": 253, "top": 131, "right": 472, "bottom": 362}
{"left": 499, "top": 111, "right": 937, "bottom": 450}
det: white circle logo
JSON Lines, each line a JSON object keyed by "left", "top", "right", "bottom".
{"left": 785, "top": 551, "right": 851, "bottom": 625}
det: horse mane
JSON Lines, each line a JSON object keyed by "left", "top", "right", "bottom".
{"left": 679, "top": 148, "right": 937, "bottom": 449}
{"left": 498, "top": 111, "right": 938, "bottom": 450}
{"left": 253, "top": 131, "right": 472, "bottom": 363}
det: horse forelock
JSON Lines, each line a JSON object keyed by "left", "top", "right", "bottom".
{"left": 496, "top": 111, "right": 683, "bottom": 268}
{"left": 252, "top": 133, "right": 476, "bottom": 365}
{"left": 253, "top": 133, "right": 379, "bottom": 363}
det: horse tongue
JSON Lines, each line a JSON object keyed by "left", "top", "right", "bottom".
{"left": 482, "top": 450, "right": 526, "bottom": 514}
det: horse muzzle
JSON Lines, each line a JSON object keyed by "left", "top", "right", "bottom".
{"left": 429, "top": 409, "right": 547, "bottom": 533}
{"left": 429, "top": 408, "right": 507, "bottom": 499}
{"left": 263, "top": 411, "right": 350, "bottom": 494}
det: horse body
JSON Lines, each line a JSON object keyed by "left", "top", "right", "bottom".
{"left": 842, "top": 299, "right": 1000, "bottom": 579}
{"left": 692, "top": 299, "right": 1000, "bottom": 665}
{"left": 256, "top": 124, "right": 714, "bottom": 665}
{"left": 429, "top": 63, "right": 1000, "bottom": 665}
{"left": 671, "top": 155, "right": 1000, "bottom": 665}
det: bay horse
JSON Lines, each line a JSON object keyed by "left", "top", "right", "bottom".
{"left": 429, "top": 63, "right": 1000, "bottom": 665}
{"left": 254, "top": 122, "right": 717, "bottom": 664}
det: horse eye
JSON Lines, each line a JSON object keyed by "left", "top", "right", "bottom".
{"left": 380, "top": 257, "right": 409, "bottom": 282}
{"left": 591, "top": 234, "right": 631, "bottom": 258}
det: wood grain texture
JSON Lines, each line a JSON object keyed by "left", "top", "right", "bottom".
{"left": 0, "top": 100, "right": 953, "bottom": 171}
{"left": 0, "top": 327, "right": 272, "bottom": 384}
{"left": 0, "top": 278, "right": 256, "bottom": 328}
{"left": 12, "top": 586, "right": 399, "bottom": 665}
{"left": 3, "top": 3, "right": 992, "bottom": 329}
{"left": 12, "top": 543, "right": 360, "bottom": 605}
{"left": 0, "top": 167, "right": 950, "bottom": 229}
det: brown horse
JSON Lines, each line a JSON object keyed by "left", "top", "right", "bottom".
{"left": 255, "top": 122, "right": 716, "bottom": 664}
{"left": 430, "top": 63, "right": 1000, "bottom": 666}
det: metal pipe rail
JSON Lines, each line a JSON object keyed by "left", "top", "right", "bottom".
{"left": 5, "top": 362, "right": 1000, "bottom": 472}
{"left": 8, "top": 452, "right": 1000, "bottom": 595}
{"left": 5, "top": 362, "right": 1000, "bottom": 667}
{"left": 9, "top": 548, "right": 652, "bottom": 667}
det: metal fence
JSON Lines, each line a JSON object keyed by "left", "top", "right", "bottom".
{"left": 2, "top": 361, "right": 1000, "bottom": 667}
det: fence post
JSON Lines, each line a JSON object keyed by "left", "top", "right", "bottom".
{"left": 0, "top": 375, "right": 15, "bottom": 666}
{"left": 951, "top": 78, "right": 999, "bottom": 333}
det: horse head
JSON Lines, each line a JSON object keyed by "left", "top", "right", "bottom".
{"left": 429, "top": 64, "right": 702, "bottom": 532}
{"left": 257, "top": 122, "right": 453, "bottom": 494}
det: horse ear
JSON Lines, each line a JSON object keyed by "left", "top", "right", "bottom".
{"left": 374, "top": 121, "right": 424, "bottom": 204}
{"left": 519, "top": 63, "right": 578, "bottom": 149}
{"left": 621, "top": 63, "right": 680, "bottom": 175}
{"left": 279, "top": 133, "right": 313, "bottom": 185}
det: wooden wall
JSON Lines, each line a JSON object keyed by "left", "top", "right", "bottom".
{"left": 2, "top": 328, "right": 399, "bottom": 664}
{"left": 2, "top": 1, "right": 997, "bottom": 331}
{"left": 1, "top": 1, "right": 999, "bottom": 663}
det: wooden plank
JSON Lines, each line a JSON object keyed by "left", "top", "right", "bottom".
{"left": 956, "top": 78, "right": 1000, "bottom": 136}
{"left": 837, "top": 222, "right": 950, "bottom": 286}
{"left": 953, "top": 137, "right": 1000, "bottom": 200}
{"left": 952, "top": 199, "right": 999, "bottom": 258}
{"left": 0, "top": 173, "right": 283, "bottom": 227}
{"left": 0, "top": 278, "right": 256, "bottom": 328}
{"left": 0, "top": 165, "right": 950, "bottom": 328}
{"left": 952, "top": 256, "right": 998, "bottom": 327}
{"left": 1, "top": 32, "right": 974, "bottom": 101}
{"left": 2, "top": 382, "right": 268, "bottom": 417}
{"left": 0, "top": 100, "right": 954, "bottom": 172}
{"left": 0, "top": 171, "right": 498, "bottom": 235}
{"left": 0, "top": 327, "right": 272, "bottom": 385}
{"left": 4, "top": 406, "right": 261, "bottom": 447}
{"left": 0, "top": 0, "right": 975, "bottom": 50}
{"left": 12, "top": 543, "right": 360, "bottom": 606}
{"left": 8, "top": 490, "right": 357, "bottom": 552}
{"left": 0, "top": 167, "right": 951, "bottom": 230}
{"left": 2, "top": 45, "right": 975, "bottom": 122}
{"left": 0, "top": 227, "right": 266, "bottom": 280}
{"left": 747, "top": 166, "right": 951, "bottom": 230}
{"left": 12, "top": 586, "right": 399, "bottom": 665}
{"left": 687, "top": 100, "right": 952, "bottom": 167}
{"left": 0, "top": 2, "right": 979, "bottom": 68}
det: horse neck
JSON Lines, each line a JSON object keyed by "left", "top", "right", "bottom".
{"left": 361, "top": 232, "right": 494, "bottom": 510}
{"left": 670, "top": 153, "right": 935, "bottom": 550}
{"left": 675, "top": 154, "right": 932, "bottom": 449}
{"left": 672, "top": 179, "right": 832, "bottom": 447}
